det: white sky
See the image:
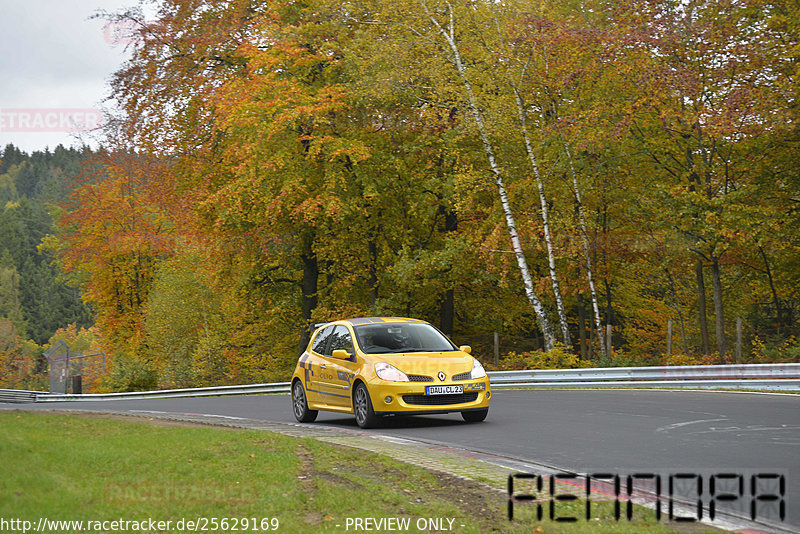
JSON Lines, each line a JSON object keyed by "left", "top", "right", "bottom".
{"left": 0, "top": 0, "right": 140, "bottom": 153}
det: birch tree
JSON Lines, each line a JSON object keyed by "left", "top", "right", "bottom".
{"left": 461, "top": 6, "right": 572, "bottom": 348}
{"left": 419, "top": 0, "right": 556, "bottom": 350}
{"left": 466, "top": 3, "right": 606, "bottom": 353}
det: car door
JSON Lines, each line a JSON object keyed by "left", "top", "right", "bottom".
{"left": 318, "top": 325, "right": 358, "bottom": 408}
{"left": 303, "top": 326, "right": 334, "bottom": 404}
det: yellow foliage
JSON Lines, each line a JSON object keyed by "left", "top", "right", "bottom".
{"left": 492, "top": 344, "right": 591, "bottom": 371}
{"left": 658, "top": 351, "right": 719, "bottom": 366}
{"left": 750, "top": 336, "right": 800, "bottom": 363}
{"left": 0, "top": 319, "right": 41, "bottom": 390}
{"left": 662, "top": 353, "right": 703, "bottom": 366}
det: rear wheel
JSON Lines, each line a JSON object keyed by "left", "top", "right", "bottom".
{"left": 292, "top": 380, "right": 318, "bottom": 423}
{"left": 353, "top": 383, "right": 381, "bottom": 429}
{"left": 462, "top": 408, "right": 488, "bottom": 423}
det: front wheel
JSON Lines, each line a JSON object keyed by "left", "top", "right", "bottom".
{"left": 292, "top": 380, "right": 318, "bottom": 423}
{"left": 462, "top": 408, "right": 488, "bottom": 423}
{"left": 353, "top": 383, "right": 381, "bottom": 429}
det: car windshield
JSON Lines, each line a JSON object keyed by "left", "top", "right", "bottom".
{"left": 353, "top": 323, "right": 457, "bottom": 354}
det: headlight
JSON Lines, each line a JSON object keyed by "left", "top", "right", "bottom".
{"left": 375, "top": 362, "right": 410, "bottom": 382}
{"left": 470, "top": 358, "right": 487, "bottom": 379}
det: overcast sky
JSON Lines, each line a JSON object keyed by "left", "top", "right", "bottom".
{"left": 0, "top": 1, "right": 140, "bottom": 153}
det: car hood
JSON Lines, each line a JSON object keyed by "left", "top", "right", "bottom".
{"left": 367, "top": 351, "right": 473, "bottom": 377}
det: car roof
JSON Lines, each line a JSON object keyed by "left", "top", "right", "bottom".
{"left": 314, "top": 317, "right": 428, "bottom": 329}
{"left": 346, "top": 317, "right": 428, "bottom": 325}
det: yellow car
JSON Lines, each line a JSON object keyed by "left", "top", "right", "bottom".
{"left": 290, "top": 317, "right": 491, "bottom": 428}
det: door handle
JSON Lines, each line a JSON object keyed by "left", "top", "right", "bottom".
{"left": 320, "top": 364, "right": 327, "bottom": 369}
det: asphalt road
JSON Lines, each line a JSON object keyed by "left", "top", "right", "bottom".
{"left": 5, "top": 389, "right": 799, "bottom": 531}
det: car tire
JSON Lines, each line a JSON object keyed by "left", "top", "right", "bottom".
{"left": 292, "top": 380, "right": 318, "bottom": 423}
{"left": 353, "top": 383, "right": 381, "bottom": 429}
{"left": 461, "top": 408, "right": 488, "bottom": 423}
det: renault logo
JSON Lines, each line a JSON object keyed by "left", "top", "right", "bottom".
{"left": 438, "top": 371, "right": 446, "bottom": 381}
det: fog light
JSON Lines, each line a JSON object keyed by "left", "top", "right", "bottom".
{"left": 384, "top": 396, "right": 393, "bottom": 404}
{"left": 486, "top": 391, "right": 491, "bottom": 399}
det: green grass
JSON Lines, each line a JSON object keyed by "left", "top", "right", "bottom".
{"left": 0, "top": 412, "right": 717, "bottom": 533}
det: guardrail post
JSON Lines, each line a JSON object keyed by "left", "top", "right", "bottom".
{"left": 667, "top": 320, "right": 672, "bottom": 357}
{"left": 65, "top": 347, "right": 71, "bottom": 393}
{"left": 736, "top": 317, "right": 742, "bottom": 363}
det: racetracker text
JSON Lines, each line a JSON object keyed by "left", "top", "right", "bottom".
{"left": 0, "top": 517, "right": 280, "bottom": 533}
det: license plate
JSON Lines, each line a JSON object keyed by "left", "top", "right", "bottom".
{"left": 425, "top": 385, "right": 463, "bottom": 395}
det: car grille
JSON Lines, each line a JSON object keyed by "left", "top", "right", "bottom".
{"left": 407, "top": 374, "right": 434, "bottom": 382}
{"left": 402, "top": 393, "right": 479, "bottom": 406}
{"left": 451, "top": 371, "right": 471, "bottom": 381}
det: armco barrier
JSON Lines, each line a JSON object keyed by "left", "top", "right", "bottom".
{"left": 32, "top": 382, "right": 291, "bottom": 402}
{"left": 0, "top": 389, "right": 43, "bottom": 403}
{"left": 0, "top": 363, "right": 797, "bottom": 404}
{"left": 487, "top": 363, "right": 800, "bottom": 391}
{"left": 487, "top": 362, "right": 800, "bottom": 385}
{"left": 489, "top": 378, "right": 800, "bottom": 391}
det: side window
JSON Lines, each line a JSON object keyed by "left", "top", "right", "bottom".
{"left": 327, "top": 325, "right": 355, "bottom": 358}
{"left": 311, "top": 326, "right": 332, "bottom": 355}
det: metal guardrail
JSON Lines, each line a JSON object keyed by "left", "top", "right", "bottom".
{"left": 487, "top": 363, "right": 800, "bottom": 391}
{"left": 490, "top": 378, "right": 800, "bottom": 391}
{"left": 0, "top": 389, "right": 45, "bottom": 403}
{"left": 32, "top": 382, "right": 291, "bottom": 402}
{"left": 0, "top": 363, "right": 797, "bottom": 404}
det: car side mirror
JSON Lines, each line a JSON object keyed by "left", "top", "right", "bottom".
{"left": 331, "top": 349, "right": 352, "bottom": 360}
{"left": 459, "top": 345, "right": 472, "bottom": 354}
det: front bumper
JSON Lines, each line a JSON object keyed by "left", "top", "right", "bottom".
{"left": 368, "top": 378, "right": 491, "bottom": 415}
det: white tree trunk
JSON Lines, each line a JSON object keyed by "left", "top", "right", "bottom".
{"left": 510, "top": 84, "right": 571, "bottom": 347}
{"left": 561, "top": 140, "right": 606, "bottom": 357}
{"left": 424, "top": 2, "right": 556, "bottom": 350}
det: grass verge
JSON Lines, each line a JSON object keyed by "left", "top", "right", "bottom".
{"left": 1, "top": 412, "right": 716, "bottom": 533}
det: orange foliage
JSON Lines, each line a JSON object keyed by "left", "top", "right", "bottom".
{"left": 47, "top": 152, "right": 176, "bottom": 350}
{"left": 0, "top": 319, "right": 39, "bottom": 389}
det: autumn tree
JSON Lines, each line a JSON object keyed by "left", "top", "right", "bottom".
{"left": 602, "top": 0, "right": 797, "bottom": 357}
{"left": 43, "top": 152, "right": 174, "bottom": 354}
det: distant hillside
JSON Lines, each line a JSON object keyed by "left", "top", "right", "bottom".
{"left": 0, "top": 143, "right": 93, "bottom": 345}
